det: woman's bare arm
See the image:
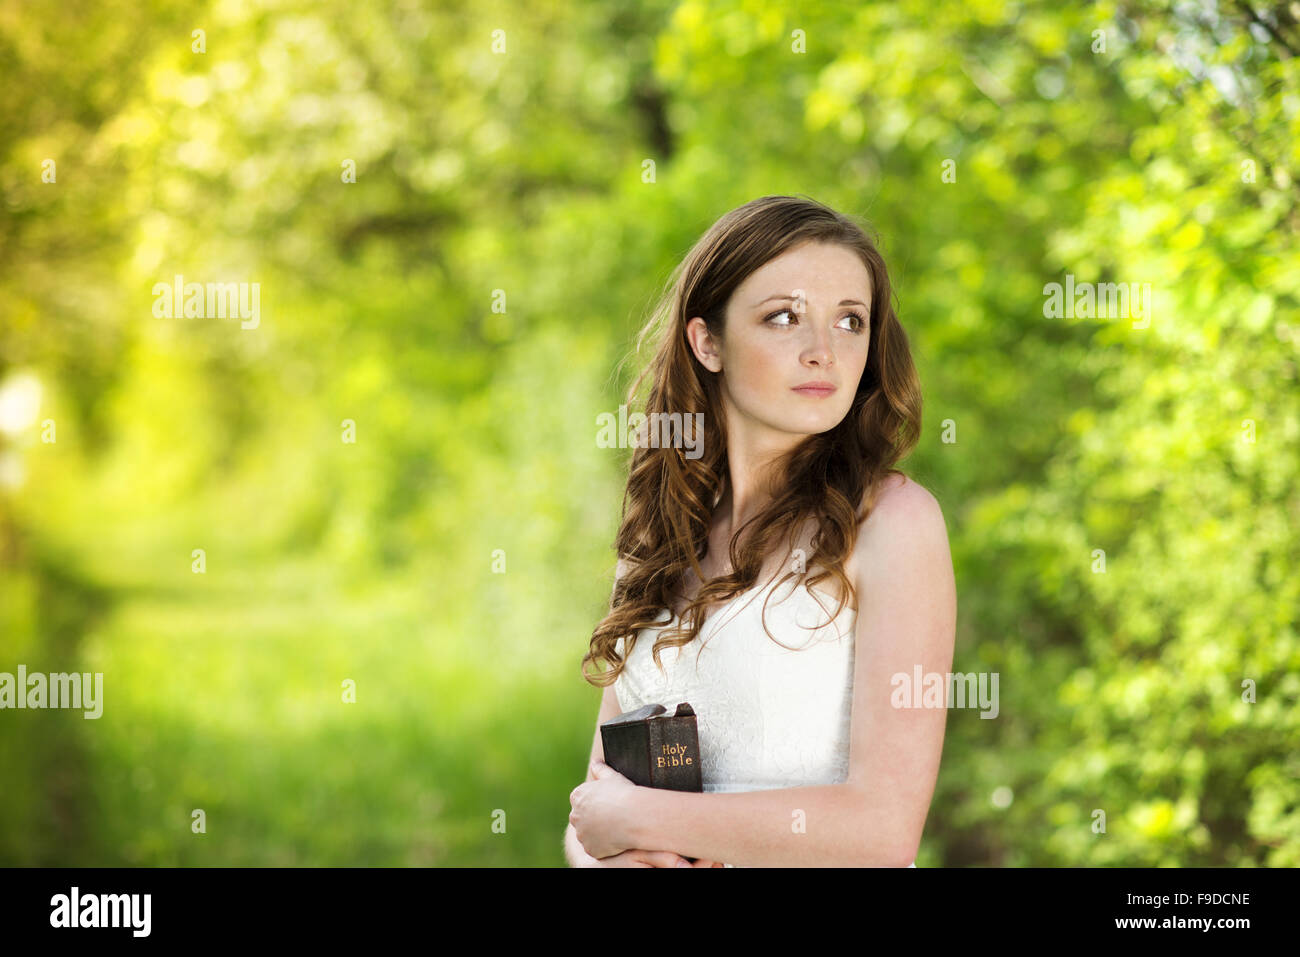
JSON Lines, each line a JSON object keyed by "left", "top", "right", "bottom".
{"left": 565, "top": 559, "right": 722, "bottom": 867}
{"left": 564, "top": 684, "right": 624, "bottom": 866}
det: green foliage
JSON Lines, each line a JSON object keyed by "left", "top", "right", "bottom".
{"left": 0, "top": 0, "right": 1294, "bottom": 865}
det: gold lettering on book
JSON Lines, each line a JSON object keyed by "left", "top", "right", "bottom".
{"left": 656, "top": 742, "right": 693, "bottom": 768}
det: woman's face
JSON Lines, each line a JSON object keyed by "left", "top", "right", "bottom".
{"left": 687, "top": 240, "right": 873, "bottom": 439}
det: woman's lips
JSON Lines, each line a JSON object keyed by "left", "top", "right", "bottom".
{"left": 792, "top": 384, "right": 836, "bottom": 397}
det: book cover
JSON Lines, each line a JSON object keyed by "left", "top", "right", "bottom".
{"left": 599, "top": 702, "right": 703, "bottom": 792}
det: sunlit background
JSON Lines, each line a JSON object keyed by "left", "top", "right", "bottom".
{"left": 1, "top": 0, "right": 1297, "bottom": 866}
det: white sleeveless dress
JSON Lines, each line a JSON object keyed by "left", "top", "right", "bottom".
{"left": 613, "top": 573, "right": 918, "bottom": 867}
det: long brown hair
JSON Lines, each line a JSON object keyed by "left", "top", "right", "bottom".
{"left": 581, "top": 194, "right": 922, "bottom": 686}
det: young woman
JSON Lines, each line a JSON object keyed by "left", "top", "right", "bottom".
{"left": 565, "top": 195, "right": 956, "bottom": 867}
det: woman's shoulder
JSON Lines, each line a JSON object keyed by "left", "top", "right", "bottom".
{"left": 835, "top": 474, "right": 942, "bottom": 589}
{"left": 855, "top": 473, "right": 947, "bottom": 551}
{"left": 869, "top": 472, "right": 940, "bottom": 515}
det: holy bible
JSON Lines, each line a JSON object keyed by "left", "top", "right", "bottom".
{"left": 599, "top": 702, "right": 703, "bottom": 792}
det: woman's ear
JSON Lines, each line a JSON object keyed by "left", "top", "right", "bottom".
{"left": 685, "top": 316, "right": 723, "bottom": 372}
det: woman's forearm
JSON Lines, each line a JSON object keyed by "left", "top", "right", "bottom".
{"left": 564, "top": 822, "right": 599, "bottom": 867}
{"left": 629, "top": 782, "right": 915, "bottom": 868}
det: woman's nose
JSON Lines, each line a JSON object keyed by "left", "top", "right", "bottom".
{"left": 802, "top": 328, "right": 833, "bottom": 365}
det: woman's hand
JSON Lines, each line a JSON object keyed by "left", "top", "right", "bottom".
{"left": 570, "top": 761, "right": 726, "bottom": 865}
{"left": 568, "top": 760, "right": 641, "bottom": 859}
{"left": 577, "top": 849, "right": 725, "bottom": 868}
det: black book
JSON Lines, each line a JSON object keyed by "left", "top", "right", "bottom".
{"left": 599, "top": 702, "right": 703, "bottom": 792}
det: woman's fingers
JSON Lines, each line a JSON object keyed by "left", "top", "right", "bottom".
{"left": 608, "top": 849, "right": 722, "bottom": 867}
{"left": 634, "top": 850, "right": 686, "bottom": 867}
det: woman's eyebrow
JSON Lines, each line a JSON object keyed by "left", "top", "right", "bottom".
{"left": 753, "top": 294, "right": 870, "bottom": 308}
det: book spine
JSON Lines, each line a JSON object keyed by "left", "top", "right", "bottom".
{"left": 602, "top": 725, "right": 653, "bottom": 788}
{"left": 646, "top": 719, "right": 665, "bottom": 788}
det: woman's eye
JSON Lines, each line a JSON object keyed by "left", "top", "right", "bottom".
{"left": 765, "top": 309, "right": 866, "bottom": 333}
